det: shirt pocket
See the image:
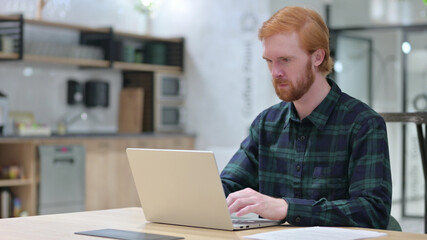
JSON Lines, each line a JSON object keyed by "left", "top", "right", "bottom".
{"left": 310, "top": 164, "right": 348, "bottom": 200}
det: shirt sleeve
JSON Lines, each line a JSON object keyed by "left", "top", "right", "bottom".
{"left": 220, "top": 114, "right": 262, "bottom": 196}
{"left": 284, "top": 116, "right": 392, "bottom": 229}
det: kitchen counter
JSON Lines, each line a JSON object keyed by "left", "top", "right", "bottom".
{"left": 0, "top": 132, "right": 196, "bottom": 140}
{"left": 0, "top": 133, "right": 196, "bottom": 214}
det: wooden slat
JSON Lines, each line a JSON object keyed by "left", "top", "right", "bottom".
{"left": 0, "top": 52, "right": 19, "bottom": 59}
{"left": 0, "top": 179, "right": 32, "bottom": 187}
{"left": 24, "top": 19, "right": 109, "bottom": 33}
{"left": 0, "top": 15, "right": 21, "bottom": 21}
{"left": 23, "top": 55, "right": 109, "bottom": 68}
{"left": 113, "top": 61, "right": 182, "bottom": 74}
{"left": 114, "top": 31, "right": 182, "bottom": 43}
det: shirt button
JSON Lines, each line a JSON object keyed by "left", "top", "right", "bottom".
{"left": 296, "top": 164, "right": 301, "bottom": 171}
{"left": 295, "top": 217, "right": 301, "bottom": 223}
{"left": 299, "top": 136, "right": 306, "bottom": 141}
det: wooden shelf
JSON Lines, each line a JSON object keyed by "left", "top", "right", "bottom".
{"left": 0, "top": 179, "right": 33, "bottom": 187}
{"left": 0, "top": 52, "right": 19, "bottom": 60}
{"left": 25, "top": 19, "right": 110, "bottom": 33}
{"left": 0, "top": 15, "right": 21, "bottom": 21}
{"left": 114, "top": 31, "right": 182, "bottom": 43}
{"left": 1, "top": 14, "right": 182, "bottom": 42}
{"left": 23, "top": 55, "right": 110, "bottom": 68}
{"left": 113, "top": 61, "right": 182, "bottom": 74}
{"left": 0, "top": 14, "right": 184, "bottom": 72}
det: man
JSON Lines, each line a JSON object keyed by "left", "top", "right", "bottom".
{"left": 220, "top": 6, "right": 392, "bottom": 229}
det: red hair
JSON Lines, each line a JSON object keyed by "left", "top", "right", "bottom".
{"left": 259, "top": 6, "right": 333, "bottom": 75}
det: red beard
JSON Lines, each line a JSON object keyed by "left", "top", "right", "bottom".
{"left": 273, "top": 59, "right": 315, "bottom": 102}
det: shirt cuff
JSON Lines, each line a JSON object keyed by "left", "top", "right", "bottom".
{"left": 283, "top": 197, "right": 318, "bottom": 226}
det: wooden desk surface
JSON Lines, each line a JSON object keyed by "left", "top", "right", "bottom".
{"left": 0, "top": 208, "right": 425, "bottom": 240}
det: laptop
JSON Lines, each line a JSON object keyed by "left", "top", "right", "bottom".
{"left": 126, "top": 148, "right": 282, "bottom": 231}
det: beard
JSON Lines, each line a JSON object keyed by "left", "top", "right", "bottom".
{"left": 273, "top": 59, "right": 315, "bottom": 102}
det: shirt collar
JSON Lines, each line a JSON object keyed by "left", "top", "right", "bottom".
{"left": 286, "top": 78, "right": 342, "bottom": 130}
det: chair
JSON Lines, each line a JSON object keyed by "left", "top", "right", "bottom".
{"left": 387, "top": 215, "right": 402, "bottom": 231}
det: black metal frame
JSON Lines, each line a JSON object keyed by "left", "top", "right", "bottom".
{"left": 381, "top": 113, "right": 427, "bottom": 233}
{"left": 0, "top": 14, "right": 24, "bottom": 60}
{"left": 79, "top": 27, "right": 113, "bottom": 67}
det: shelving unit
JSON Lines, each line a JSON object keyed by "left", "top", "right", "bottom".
{"left": 0, "top": 142, "right": 36, "bottom": 217}
{"left": 0, "top": 14, "right": 184, "bottom": 73}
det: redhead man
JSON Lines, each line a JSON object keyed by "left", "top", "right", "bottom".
{"left": 220, "top": 6, "right": 392, "bottom": 229}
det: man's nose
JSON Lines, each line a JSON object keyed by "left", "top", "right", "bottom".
{"left": 271, "top": 62, "right": 284, "bottom": 79}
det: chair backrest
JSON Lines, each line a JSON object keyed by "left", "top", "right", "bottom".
{"left": 387, "top": 215, "right": 402, "bottom": 231}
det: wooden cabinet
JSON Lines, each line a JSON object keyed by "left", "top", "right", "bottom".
{"left": 0, "top": 134, "right": 195, "bottom": 217}
{"left": 84, "top": 138, "right": 140, "bottom": 210}
{"left": 0, "top": 142, "right": 37, "bottom": 216}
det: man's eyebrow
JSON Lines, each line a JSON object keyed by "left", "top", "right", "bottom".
{"left": 262, "top": 56, "right": 293, "bottom": 60}
{"left": 278, "top": 56, "right": 293, "bottom": 59}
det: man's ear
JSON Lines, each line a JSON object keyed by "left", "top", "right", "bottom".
{"left": 312, "top": 49, "right": 325, "bottom": 67}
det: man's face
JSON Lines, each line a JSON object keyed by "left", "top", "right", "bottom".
{"left": 262, "top": 32, "right": 315, "bottom": 102}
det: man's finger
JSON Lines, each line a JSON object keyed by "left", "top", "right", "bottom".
{"left": 228, "top": 196, "right": 257, "bottom": 214}
{"left": 236, "top": 204, "right": 260, "bottom": 217}
{"left": 226, "top": 188, "right": 255, "bottom": 206}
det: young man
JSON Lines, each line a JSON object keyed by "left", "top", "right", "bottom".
{"left": 220, "top": 6, "right": 392, "bottom": 229}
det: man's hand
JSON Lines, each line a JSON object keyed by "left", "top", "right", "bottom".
{"left": 226, "top": 188, "right": 288, "bottom": 221}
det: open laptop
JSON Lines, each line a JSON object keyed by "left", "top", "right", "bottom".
{"left": 126, "top": 148, "right": 282, "bottom": 231}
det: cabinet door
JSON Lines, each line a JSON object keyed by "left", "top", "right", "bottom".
{"left": 85, "top": 139, "right": 109, "bottom": 210}
{"left": 85, "top": 139, "right": 139, "bottom": 210}
{"left": 113, "top": 139, "right": 140, "bottom": 208}
{"left": 83, "top": 136, "right": 195, "bottom": 211}
{"left": 155, "top": 136, "right": 196, "bottom": 150}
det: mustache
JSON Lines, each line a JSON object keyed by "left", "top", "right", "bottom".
{"left": 273, "top": 78, "right": 289, "bottom": 84}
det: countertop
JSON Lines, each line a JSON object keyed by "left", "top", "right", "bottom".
{"left": 0, "top": 132, "right": 196, "bottom": 140}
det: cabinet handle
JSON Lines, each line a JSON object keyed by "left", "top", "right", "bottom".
{"left": 53, "top": 158, "right": 74, "bottom": 164}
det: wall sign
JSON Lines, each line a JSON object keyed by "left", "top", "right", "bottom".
{"left": 240, "top": 12, "right": 258, "bottom": 117}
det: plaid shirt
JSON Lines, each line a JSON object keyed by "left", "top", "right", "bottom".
{"left": 220, "top": 79, "right": 392, "bottom": 229}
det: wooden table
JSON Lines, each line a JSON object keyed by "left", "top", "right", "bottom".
{"left": 380, "top": 112, "right": 427, "bottom": 233}
{"left": 0, "top": 208, "right": 425, "bottom": 239}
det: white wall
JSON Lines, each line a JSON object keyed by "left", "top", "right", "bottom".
{"left": 150, "top": 0, "right": 276, "bottom": 166}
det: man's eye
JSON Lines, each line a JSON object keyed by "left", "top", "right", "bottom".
{"left": 280, "top": 58, "right": 290, "bottom": 62}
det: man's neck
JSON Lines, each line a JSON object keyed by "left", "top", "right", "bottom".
{"left": 293, "top": 74, "right": 331, "bottom": 120}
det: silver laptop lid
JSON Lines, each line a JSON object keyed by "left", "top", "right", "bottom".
{"left": 126, "top": 148, "right": 235, "bottom": 230}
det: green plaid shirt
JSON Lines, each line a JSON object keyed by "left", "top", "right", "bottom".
{"left": 221, "top": 79, "right": 392, "bottom": 229}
